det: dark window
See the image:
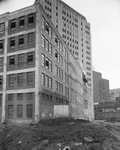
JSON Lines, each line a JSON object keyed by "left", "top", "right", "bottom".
{"left": 8, "top": 94, "right": 14, "bottom": 101}
{"left": 46, "top": 22, "right": 49, "bottom": 34}
{"left": 8, "top": 105, "right": 13, "bottom": 118}
{"left": 18, "top": 35, "right": 24, "bottom": 47}
{"left": 0, "top": 40, "right": 4, "bottom": 51}
{"left": 17, "top": 105, "right": 23, "bottom": 118}
{"left": 0, "top": 77, "right": 2, "bottom": 89}
{"left": 9, "top": 56, "right": 15, "bottom": 67}
{"left": 17, "top": 93, "right": 23, "bottom": 101}
{"left": 10, "top": 37, "right": 15, "bottom": 49}
{"left": 27, "top": 72, "right": 34, "bottom": 86}
{"left": 27, "top": 32, "right": 35, "bottom": 46}
{"left": 26, "top": 93, "right": 34, "bottom": 100}
{"left": 10, "top": 19, "right": 16, "bottom": 30}
{"left": 27, "top": 104, "right": 32, "bottom": 118}
{"left": 19, "top": 16, "right": 25, "bottom": 28}
{"left": 17, "top": 73, "right": 24, "bottom": 87}
{"left": 28, "top": 13, "right": 34, "bottom": 26}
{"left": 27, "top": 52, "right": 34, "bottom": 64}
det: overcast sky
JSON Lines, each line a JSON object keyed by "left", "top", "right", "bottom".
{"left": 0, "top": 0, "right": 120, "bottom": 89}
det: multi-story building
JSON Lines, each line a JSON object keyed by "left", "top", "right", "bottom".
{"left": 110, "top": 88, "right": 120, "bottom": 101}
{"left": 35, "top": 0, "right": 93, "bottom": 89}
{"left": 93, "top": 71, "right": 109, "bottom": 103}
{"left": 0, "top": 2, "right": 93, "bottom": 123}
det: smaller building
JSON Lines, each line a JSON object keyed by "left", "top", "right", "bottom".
{"left": 94, "top": 97, "right": 120, "bottom": 121}
{"left": 110, "top": 88, "right": 120, "bottom": 101}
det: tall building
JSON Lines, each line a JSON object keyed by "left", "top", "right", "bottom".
{"left": 110, "top": 88, "right": 120, "bottom": 101}
{"left": 93, "top": 71, "right": 110, "bottom": 103}
{"left": 0, "top": 2, "right": 93, "bottom": 123}
{"left": 35, "top": 0, "right": 93, "bottom": 89}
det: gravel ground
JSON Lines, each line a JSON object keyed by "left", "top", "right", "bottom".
{"left": 0, "top": 118, "right": 120, "bottom": 150}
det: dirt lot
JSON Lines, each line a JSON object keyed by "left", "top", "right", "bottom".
{"left": 0, "top": 118, "right": 120, "bottom": 150}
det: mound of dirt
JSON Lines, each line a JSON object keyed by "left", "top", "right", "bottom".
{"left": 0, "top": 119, "right": 120, "bottom": 150}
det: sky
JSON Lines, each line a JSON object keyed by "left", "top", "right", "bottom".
{"left": 0, "top": 0, "right": 120, "bottom": 89}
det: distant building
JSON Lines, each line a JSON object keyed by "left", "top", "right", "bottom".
{"left": 93, "top": 71, "right": 109, "bottom": 103}
{"left": 110, "top": 88, "right": 120, "bottom": 101}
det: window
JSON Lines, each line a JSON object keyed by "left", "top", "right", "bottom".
{"left": 10, "top": 19, "right": 16, "bottom": 30}
{"left": 0, "top": 23, "right": 5, "bottom": 35}
{"left": 0, "top": 58, "right": 3, "bottom": 70}
{"left": 18, "top": 35, "right": 24, "bottom": 47}
{"left": 41, "top": 54, "right": 45, "bottom": 66}
{"left": 9, "top": 74, "right": 15, "bottom": 87}
{"left": 18, "top": 54, "right": 24, "bottom": 67}
{"left": 55, "top": 50, "right": 58, "bottom": 60}
{"left": 10, "top": 37, "right": 15, "bottom": 49}
{"left": 65, "top": 49, "right": 68, "bottom": 59}
{"left": 17, "top": 105, "right": 23, "bottom": 118}
{"left": 42, "top": 73, "right": 45, "bottom": 86}
{"left": 19, "top": 16, "right": 25, "bottom": 28}
{"left": 28, "top": 13, "right": 35, "bottom": 26}
{"left": 45, "top": 57, "right": 49, "bottom": 69}
{"left": 8, "top": 94, "right": 14, "bottom": 101}
{"left": 27, "top": 72, "right": 34, "bottom": 86}
{"left": 60, "top": 56, "right": 63, "bottom": 66}
{"left": 65, "top": 86, "right": 69, "bottom": 98}
{"left": 49, "top": 43, "right": 52, "bottom": 55}
{"left": 27, "top": 52, "right": 34, "bottom": 64}
{"left": 60, "top": 70, "right": 63, "bottom": 80}
{"left": 55, "top": 81, "right": 58, "bottom": 92}
{"left": 17, "top": 73, "right": 24, "bottom": 87}
{"left": 26, "top": 93, "right": 34, "bottom": 100}
{"left": 8, "top": 105, "right": 13, "bottom": 118}
{"left": 0, "top": 40, "right": 4, "bottom": 51}
{"left": 55, "top": 65, "right": 57, "bottom": 76}
{"left": 49, "top": 77, "right": 52, "bottom": 89}
{"left": 60, "top": 84, "right": 63, "bottom": 94}
{"left": 45, "top": 39, "right": 49, "bottom": 51}
{"left": 42, "top": 35, "right": 45, "bottom": 48}
{"left": 49, "top": 60, "right": 52, "bottom": 72}
{"left": 27, "top": 104, "right": 33, "bottom": 118}
{"left": 49, "top": 26, "right": 52, "bottom": 37}
{"left": 27, "top": 32, "right": 35, "bottom": 46}
{"left": 46, "top": 22, "right": 49, "bottom": 34}
{"left": 42, "top": 16, "right": 45, "bottom": 29}
{"left": 45, "top": 75, "right": 49, "bottom": 88}
{"left": 60, "top": 43, "right": 63, "bottom": 52}
{"left": 0, "top": 77, "right": 2, "bottom": 89}
{"left": 9, "top": 56, "right": 15, "bottom": 67}
{"left": 17, "top": 93, "right": 23, "bottom": 101}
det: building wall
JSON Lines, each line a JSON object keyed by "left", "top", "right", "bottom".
{"left": 0, "top": 2, "right": 93, "bottom": 123}
{"left": 0, "top": 5, "right": 37, "bottom": 123}
{"left": 36, "top": 0, "right": 93, "bottom": 90}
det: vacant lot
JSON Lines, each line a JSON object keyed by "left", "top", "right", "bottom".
{"left": 0, "top": 118, "right": 120, "bottom": 150}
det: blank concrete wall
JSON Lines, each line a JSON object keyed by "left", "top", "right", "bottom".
{"left": 54, "top": 105, "right": 69, "bottom": 117}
